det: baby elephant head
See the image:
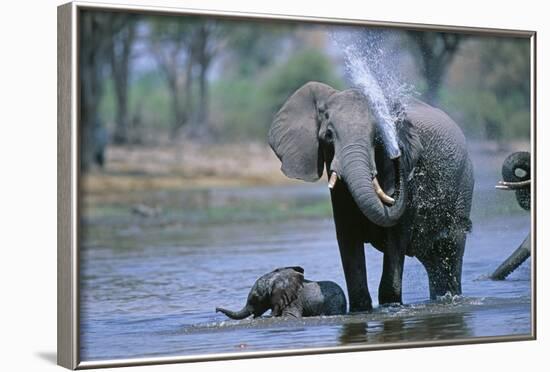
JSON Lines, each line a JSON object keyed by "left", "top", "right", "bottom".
{"left": 216, "top": 267, "right": 305, "bottom": 319}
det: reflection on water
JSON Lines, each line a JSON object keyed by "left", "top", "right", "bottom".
{"left": 339, "top": 321, "right": 369, "bottom": 344}
{"left": 80, "top": 183, "right": 531, "bottom": 361}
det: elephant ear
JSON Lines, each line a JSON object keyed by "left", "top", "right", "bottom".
{"left": 269, "top": 267, "right": 305, "bottom": 316}
{"left": 397, "top": 118, "right": 423, "bottom": 178}
{"left": 398, "top": 101, "right": 425, "bottom": 178}
{"left": 274, "top": 266, "right": 304, "bottom": 274}
{"left": 268, "top": 82, "right": 338, "bottom": 182}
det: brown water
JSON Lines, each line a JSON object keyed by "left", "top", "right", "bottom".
{"left": 79, "top": 179, "right": 531, "bottom": 361}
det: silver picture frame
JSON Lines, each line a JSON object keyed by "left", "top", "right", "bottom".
{"left": 57, "top": 1, "right": 537, "bottom": 369}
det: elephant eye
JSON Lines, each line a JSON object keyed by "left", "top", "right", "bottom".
{"left": 325, "top": 128, "right": 334, "bottom": 142}
{"left": 515, "top": 168, "right": 527, "bottom": 178}
{"left": 324, "top": 112, "right": 329, "bottom": 120}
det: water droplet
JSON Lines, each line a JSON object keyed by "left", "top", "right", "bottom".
{"left": 331, "top": 29, "right": 418, "bottom": 158}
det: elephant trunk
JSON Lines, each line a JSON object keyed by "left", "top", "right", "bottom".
{"left": 340, "top": 144, "right": 406, "bottom": 227}
{"left": 215, "top": 305, "right": 252, "bottom": 320}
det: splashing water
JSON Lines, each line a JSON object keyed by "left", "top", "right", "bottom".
{"left": 344, "top": 46, "right": 401, "bottom": 158}
{"left": 332, "top": 29, "right": 417, "bottom": 159}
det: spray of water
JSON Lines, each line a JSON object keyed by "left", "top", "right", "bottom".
{"left": 332, "top": 29, "right": 417, "bottom": 159}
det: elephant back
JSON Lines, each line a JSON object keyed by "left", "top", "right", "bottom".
{"left": 404, "top": 99, "right": 467, "bottom": 154}
{"left": 302, "top": 281, "right": 347, "bottom": 316}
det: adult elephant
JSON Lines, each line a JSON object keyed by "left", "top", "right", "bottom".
{"left": 268, "top": 81, "right": 474, "bottom": 312}
{"left": 498, "top": 151, "right": 530, "bottom": 210}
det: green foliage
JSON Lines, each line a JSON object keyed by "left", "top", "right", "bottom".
{"left": 262, "top": 49, "right": 345, "bottom": 117}
{"left": 441, "top": 37, "right": 530, "bottom": 141}
{"left": 94, "top": 15, "right": 529, "bottom": 146}
{"left": 221, "top": 21, "right": 290, "bottom": 78}
{"left": 98, "top": 78, "right": 116, "bottom": 128}
{"left": 128, "top": 72, "right": 172, "bottom": 131}
{"left": 210, "top": 78, "right": 266, "bottom": 140}
{"left": 99, "top": 72, "right": 173, "bottom": 136}
{"left": 148, "top": 14, "right": 199, "bottom": 44}
{"left": 209, "top": 48, "right": 344, "bottom": 141}
{"left": 96, "top": 16, "right": 345, "bottom": 142}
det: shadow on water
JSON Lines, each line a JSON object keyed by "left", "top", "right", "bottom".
{"left": 338, "top": 312, "right": 470, "bottom": 345}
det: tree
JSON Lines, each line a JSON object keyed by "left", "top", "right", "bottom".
{"left": 149, "top": 17, "right": 197, "bottom": 136}
{"left": 478, "top": 38, "right": 530, "bottom": 142}
{"left": 439, "top": 37, "right": 530, "bottom": 143}
{"left": 206, "top": 24, "right": 290, "bottom": 140}
{"left": 222, "top": 23, "right": 288, "bottom": 78}
{"left": 406, "top": 31, "right": 467, "bottom": 104}
{"left": 80, "top": 11, "right": 116, "bottom": 170}
{"left": 189, "top": 22, "right": 225, "bottom": 139}
{"left": 109, "top": 15, "right": 137, "bottom": 144}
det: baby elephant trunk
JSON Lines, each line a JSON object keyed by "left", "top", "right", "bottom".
{"left": 215, "top": 306, "right": 252, "bottom": 320}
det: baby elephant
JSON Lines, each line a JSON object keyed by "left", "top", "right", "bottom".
{"left": 216, "top": 266, "right": 347, "bottom": 319}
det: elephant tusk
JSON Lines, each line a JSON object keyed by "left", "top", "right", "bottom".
{"left": 373, "top": 177, "right": 396, "bottom": 206}
{"left": 328, "top": 172, "right": 338, "bottom": 189}
{"left": 495, "top": 179, "right": 531, "bottom": 190}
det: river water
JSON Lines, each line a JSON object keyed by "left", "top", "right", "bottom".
{"left": 79, "top": 170, "right": 532, "bottom": 361}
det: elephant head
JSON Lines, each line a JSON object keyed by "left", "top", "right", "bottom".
{"left": 268, "top": 81, "right": 423, "bottom": 227}
{"left": 499, "top": 151, "right": 530, "bottom": 210}
{"left": 216, "top": 267, "right": 304, "bottom": 319}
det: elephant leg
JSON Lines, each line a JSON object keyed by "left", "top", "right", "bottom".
{"left": 421, "top": 232, "right": 465, "bottom": 299}
{"left": 378, "top": 225, "right": 407, "bottom": 305}
{"left": 378, "top": 250, "right": 405, "bottom": 305}
{"left": 331, "top": 185, "right": 373, "bottom": 312}
{"left": 425, "top": 176, "right": 471, "bottom": 299}
{"left": 281, "top": 302, "right": 303, "bottom": 318}
{"left": 339, "top": 240, "right": 372, "bottom": 312}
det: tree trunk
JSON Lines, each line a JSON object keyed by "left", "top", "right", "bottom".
{"left": 407, "top": 32, "right": 465, "bottom": 105}
{"left": 424, "top": 63, "right": 444, "bottom": 105}
{"left": 166, "top": 73, "right": 186, "bottom": 136}
{"left": 184, "top": 53, "right": 194, "bottom": 120}
{"left": 152, "top": 41, "right": 192, "bottom": 137}
{"left": 197, "top": 58, "right": 210, "bottom": 133}
{"left": 80, "top": 13, "right": 109, "bottom": 171}
{"left": 192, "top": 24, "right": 214, "bottom": 139}
{"left": 111, "top": 20, "right": 136, "bottom": 144}
{"left": 80, "top": 60, "right": 102, "bottom": 170}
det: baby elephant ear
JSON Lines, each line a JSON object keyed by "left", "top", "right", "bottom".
{"left": 274, "top": 266, "right": 304, "bottom": 274}
{"left": 269, "top": 267, "right": 304, "bottom": 316}
{"left": 268, "top": 82, "right": 338, "bottom": 182}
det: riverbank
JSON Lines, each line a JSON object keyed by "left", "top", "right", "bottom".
{"left": 80, "top": 139, "right": 530, "bottom": 229}
{"left": 82, "top": 139, "right": 530, "bottom": 195}
{"left": 82, "top": 141, "right": 292, "bottom": 199}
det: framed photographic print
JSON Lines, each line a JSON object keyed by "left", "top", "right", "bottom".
{"left": 57, "top": 1, "right": 536, "bottom": 369}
